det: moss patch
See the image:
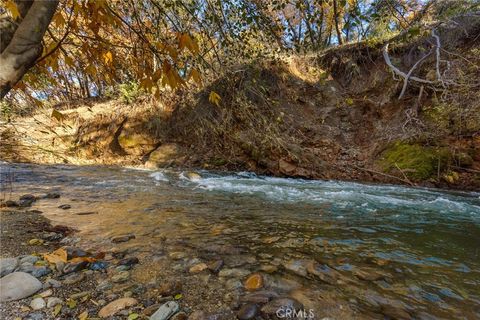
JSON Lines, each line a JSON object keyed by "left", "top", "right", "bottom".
{"left": 379, "top": 142, "right": 451, "bottom": 180}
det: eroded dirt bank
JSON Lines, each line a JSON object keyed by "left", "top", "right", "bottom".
{"left": 1, "top": 14, "right": 479, "bottom": 190}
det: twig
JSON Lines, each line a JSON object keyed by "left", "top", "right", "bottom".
{"left": 351, "top": 164, "right": 415, "bottom": 186}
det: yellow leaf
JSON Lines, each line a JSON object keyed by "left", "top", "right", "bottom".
{"left": 44, "top": 248, "right": 68, "bottom": 264}
{"left": 5, "top": 0, "right": 20, "bottom": 19}
{"left": 53, "top": 304, "right": 62, "bottom": 316}
{"left": 64, "top": 56, "right": 75, "bottom": 67}
{"left": 209, "top": 91, "right": 221, "bottom": 107}
{"left": 103, "top": 51, "right": 113, "bottom": 65}
{"left": 53, "top": 13, "right": 66, "bottom": 27}
{"left": 69, "top": 256, "right": 96, "bottom": 263}
{"left": 78, "top": 310, "right": 88, "bottom": 320}
{"left": 188, "top": 68, "right": 201, "bottom": 85}
{"left": 51, "top": 109, "right": 65, "bottom": 122}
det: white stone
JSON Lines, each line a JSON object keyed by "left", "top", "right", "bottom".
{"left": 30, "top": 297, "right": 46, "bottom": 310}
{"left": 0, "top": 272, "right": 42, "bottom": 302}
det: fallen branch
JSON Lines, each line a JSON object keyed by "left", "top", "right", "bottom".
{"left": 351, "top": 164, "right": 416, "bottom": 186}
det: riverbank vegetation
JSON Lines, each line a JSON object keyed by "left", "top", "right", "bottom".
{"left": 1, "top": 0, "right": 479, "bottom": 190}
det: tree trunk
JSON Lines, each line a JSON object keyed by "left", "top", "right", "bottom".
{"left": 0, "top": 0, "right": 59, "bottom": 99}
{"left": 332, "top": 0, "right": 343, "bottom": 45}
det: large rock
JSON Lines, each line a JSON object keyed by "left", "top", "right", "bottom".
{"left": 145, "top": 143, "right": 181, "bottom": 168}
{"left": 150, "top": 301, "right": 180, "bottom": 320}
{"left": 0, "top": 272, "right": 42, "bottom": 302}
{"left": 118, "top": 129, "right": 157, "bottom": 156}
{"left": 0, "top": 258, "right": 18, "bottom": 277}
{"left": 98, "top": 297, "right": 138, "bottom": 318}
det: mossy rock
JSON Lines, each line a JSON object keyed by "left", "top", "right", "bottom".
{"left": 378, "top": 142, "right": 451, "bottom": 181}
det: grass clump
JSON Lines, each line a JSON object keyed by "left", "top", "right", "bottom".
{"left": 379, "top": 142, "right": 451, "bottom": 180}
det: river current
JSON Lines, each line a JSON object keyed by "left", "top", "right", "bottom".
{"left": 1, "top": 162, "right": 479, "bottom": 319}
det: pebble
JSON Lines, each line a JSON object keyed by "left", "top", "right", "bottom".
{"left": 63, "top": 261, "right": 88, "bottom": 274}
{"left": 5, "top": 200, "right": 19, "bottom": 207}
{"left": 260, "top": 265, "right": 278, "bottom": 273}
{"left": 189, "top": 263, "right": 208, "bottom": 273}
{"left": 70, "top": 291, "right": 90, "bottom": 299}
{"left": 218, "top": 268, "right": 250, "bottom": 278}
{"left": 261, "top": 298, "right": 303, "bottom": 315}
{"left": 98, "top": 297, "right": 138, "bottom": 318}
{"left": 24, "top": 312, "right": 44, "bottom": 320}
{"left": 44, "top": 192, "right": 61, "bottom": 199}
{"left": 171, "top": 312, "right": 188, "bottom": 320}
{"left": 0, "top": 272, "right": 42, "bottom": 302}
{"left": 65, "top": 247, "right": 88, "bottom": 259}
{"left": 158, "top": 280, "right": 182, "bottom": 296}
{"left": 63, "top": 272, "right": 85, "bottom": 285}
{"left": 118, "top": 257, "right": 139, "bottom": 267}
{"left": 188, "top": 311, "right": 207, "bottom": 320}
{"left": 39, "top": 289, "right": 53, "bottom": 298}
{"left": 283, "top": 259, "right": 309, "bottom": 277}
{"left": 30, "top": 266, "right": 51, "bottom": 278}
{"left": 306, "top": 262, "right": 339, "bottom": 284}
{"left": 30, "top": 297, "right": 46, "bottom": 310}
{"left": 58, "top": 204, "right": 71, "bottom": 209}
{"left": 97, "top": 280, "right": 113, "bottom": 292}
{"left": 354, "top": 268, "right": 387, "bottom": 281}
{"left": 0, "top": 257, "right": 18, "bottom": 277}
{"left": 150, "top": 301, "right": 180, "bottom": 320}
{"left": 111, "top": 271, "right": 130, "bottom": 283}
{"left": 111, "top": 234, "right": 135, "bottom": 243}
{"left": 43, "top": 278, "right": 62, "bottom": 289}
{"left": 240, "top": 290, "right": 279, "bottom": 304}
{"left": 20, "top": 255, "right": 40, "bottom": 265}
{"left": 143, "top": 303, "right": 161, "bottom": 316}
{"left": 244, "top": 273, "right": 263, "bottom": 291}
{"left": 237, "top": 303, "right": 258, "bottom": 320}
{"left": 46, "top": 297, "right": 62, "bottom": 308}
{"left": 207, "top": 260, "right": 224, "bottom": 274}
{"left": 169, "top": 252, "right": 187, "bottom": 260}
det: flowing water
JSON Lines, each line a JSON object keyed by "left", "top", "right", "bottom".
{"left": 1, "top": 162, "right": 480, "bottom": 319}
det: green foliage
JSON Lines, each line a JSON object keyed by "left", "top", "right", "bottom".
{"left": 379, "top": 142, "right": 451, "bottom": 180}
{"left": 118, "top": 82, "right": 143, "bottom": 104}
{"left": 1, "top": 101, "right": 12, "bottom": 122}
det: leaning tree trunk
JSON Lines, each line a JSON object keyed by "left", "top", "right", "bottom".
{"left": 0, "top": 0, "right": 59, "bottom": 99}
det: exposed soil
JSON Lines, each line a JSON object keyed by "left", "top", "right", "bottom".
{"left": 1, "top": 14, "right": 479, "bottom": 191}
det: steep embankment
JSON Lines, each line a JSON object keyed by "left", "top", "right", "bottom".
{"left": 1, "top": 14, "right": 479, "bottom": 190}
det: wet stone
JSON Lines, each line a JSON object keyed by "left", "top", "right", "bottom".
{"left": 244, "top": 273, "right": 264, "bottom": 291}
{"left": 354, "top": 268, "right": 388, "bottom": 281}
{"left": 111, "top": 234, "right": 135, "bottom": 243}
{"left": 207, "top": 259, "right": 224, "bottom": 274}
{"left": 158, "top": 280, "right": 182, "bottom": 296}
{"left": 306, "top": 262, "right": 339, "bottom": 284}
{"left": 240, "top": 291, "right": 279, "bottom": 304}
{"left": 189, "top": 263, "right": 208, "bottom": 273}
{"left": 58, "top": 204, "right": 71, "bottom": 210}
{"left": 44, "top": 192, "right": 61, "bottom": 199}
{"left": 283, "top": 259, "right": 309, "bottom": 277}
{"left": 237, "top": 303, "right": 259, "bottom": 320}
{"left": 261, "top": 298, "right": 303, "bottom": 316}
{"left": 219, "top": 268, "right": 250, "bottom": 278}
{"left": 65, "top": 247, "right": 88, "bottom": 259}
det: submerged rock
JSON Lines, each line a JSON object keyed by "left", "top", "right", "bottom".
{"left": 0, "top": 257, "right": 18, "bottom": 277}
{"left": 111, "top": 271, "right": 130, "bottom": 283}
{"left": 112, "top": 234, "right": 136, "bottom": 243}
{"left": 98, "top": 297, "right": 138, "bottom": 318}
{"left": 189, "top": 263, "right": 208, "bottom": 273}
{"left": 58, "top": 204, "right": 71, "bottom": 210}
{"left": 244, "top": 273, "right": 264, "bottom": 291}
{"left": 261, "top": 298, "right": 303, "bottom": 316}
{"left": 0, "top": 272, "right": 42, "bottom": 302}
{"left": 237, "top": 303, "right": 259, "bottom": 320}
